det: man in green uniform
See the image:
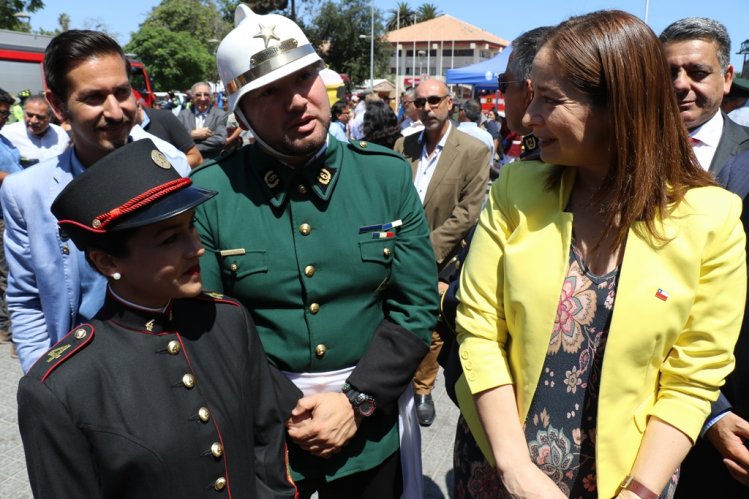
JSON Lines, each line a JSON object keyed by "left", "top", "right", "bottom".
{"left": 190, "top": 5, "right": 438, "bottom": 498}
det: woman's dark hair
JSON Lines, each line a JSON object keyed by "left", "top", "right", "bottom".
{"left": 363, "top": 100, "right": 401, "bottom": 149}
{"left": 542, "top": 10, "right": 715, "bottom": 248}
{"left": 79, "top": 229, "right": 135, "bottom": 277}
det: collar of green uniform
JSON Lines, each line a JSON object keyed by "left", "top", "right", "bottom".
{"left": 251, "top": 142, "right": 342, "bottom": 208}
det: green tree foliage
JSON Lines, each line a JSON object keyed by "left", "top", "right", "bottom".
{"left": 0, "top": 0, "right": 44, "bottom": 32}
{"left": 308, "top": 0, "right": 389, "bottom": 86}
{"left": 126, "top": 26, "right": 214, "bottom": 91}
{"left": 386, "top": 2, "right": 415, "bottom": 31}
{"left": 57, "top": 12, "right": 70, "bottom": 32}
{"left": 416, "top": 2, "right": 440, "bottom": 22}
{"left": 126, "top": 0, "right": 231, "bottom": 90}
{"left": 140, "top": 0, "right": 231, "bottom": 44}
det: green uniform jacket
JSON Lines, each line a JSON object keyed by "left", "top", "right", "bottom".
{"left": 191, "top": 135, "right": 438, "bottom": 482}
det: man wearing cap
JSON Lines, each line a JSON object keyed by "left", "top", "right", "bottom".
{"left": 726, "top": 78, "right": 749, "bottom": 127}
{"left": 177, "top": 82, "right": 228, "bottom": 160}
{"left": 660, "top": 17, "right": 749, "bottom": 175}
{"left": 0, "top": 95, "right": 70, "bottom": 167}
{"left": 0, "top": 30, "right": 190, "bottom": 373}
{"left": 190, "top": 6, "right": 437, "bottom": 498}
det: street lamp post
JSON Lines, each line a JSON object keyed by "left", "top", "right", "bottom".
{"left": 358, "top": 5, "right": 375, "bottom": 92}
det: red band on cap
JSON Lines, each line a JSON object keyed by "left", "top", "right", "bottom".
{"left": 93, "top": 177, "right": 192, "bottom": 229}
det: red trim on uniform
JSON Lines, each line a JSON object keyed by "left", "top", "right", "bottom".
{"left": 94, "top": 177, "right": 192, "bottom": 230}
{"left": 285, "top": 443, "right": 298, "bottom": 498}
{"left": 176, "top": 334, "right": 233, "bottom": 498}
{"left": 193, "top": 294, "right": 240, "bottom": 307}
{"left": 40, "top": 324, "right": 95, "bottom": 382}
{"left": 57, "top": 218, "right": 108, "bottom": 234}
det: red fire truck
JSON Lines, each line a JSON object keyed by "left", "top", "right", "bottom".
{"left": 0, "top": 28, "right": 156, "bottom": 106}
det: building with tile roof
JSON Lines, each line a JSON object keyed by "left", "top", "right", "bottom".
{"left": 386, "top": 15, "right": 510, "bottom": 88}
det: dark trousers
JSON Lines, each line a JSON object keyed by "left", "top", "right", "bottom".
{"left": 295, "top": 450, "right": 402, "bottom": 499}
{"left": 0, "top": 218, "right": 10, "bottom": 332}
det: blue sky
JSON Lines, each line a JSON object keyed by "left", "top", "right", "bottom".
{"left": 30, "top": 0, "right": 749, "bottom": 71}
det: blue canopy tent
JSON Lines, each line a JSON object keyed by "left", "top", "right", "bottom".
{"left": 444, "top": 47, "right": 512, "bottom": 89}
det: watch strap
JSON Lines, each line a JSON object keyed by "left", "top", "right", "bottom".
{"left": 619, "top": 475, "right": 658, "bottom": 499}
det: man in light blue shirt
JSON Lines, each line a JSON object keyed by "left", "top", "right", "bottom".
{"left": 456, "top": 99, "right": 495, "bottom": 169}
{"left": 1, "top": 30, "right": 190, "bottom": 372}
{"left": 330, "top": 100, "right": 349, "bottom": 142}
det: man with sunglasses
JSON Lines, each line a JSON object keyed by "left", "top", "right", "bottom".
{"left": 400, "top": 87, "right": 424, "bottom": 137}
{"left": 394, "top": 78, "right": 490, "bottom": 427}
{"left": 177, "top": 81, "right": 228, "bottom": 160}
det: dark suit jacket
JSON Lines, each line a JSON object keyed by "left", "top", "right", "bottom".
{"left": 675, "top": 149, "right": 749, "bottom": 499}
{"left": 394, "top": 125, "right": 490, "bottom": 269}
{"left": 709, "top": 112, "right": 749, "bottom": 176}
{"left": 177, "top": 106, "right": 228, "bottom": 159}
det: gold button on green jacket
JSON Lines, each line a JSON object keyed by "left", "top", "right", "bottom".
{"left": 191, "top": 136, "right": 439, "bottom": 482}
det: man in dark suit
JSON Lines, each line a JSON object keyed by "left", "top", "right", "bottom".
{"left": 660, "top": 17, "right": 749, "bottom": 176}
{"left": 177, "top": 81, "right": 228, "bottom": 159}
{"left": 394, "top": 79, "right": 490, "bottom": 426}
{"left": 673, "top": 150, "right": 749, "bottom": 498}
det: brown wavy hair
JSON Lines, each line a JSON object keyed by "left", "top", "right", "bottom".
{"left": 543, "top": 10, "right": 715, "bottom": 249}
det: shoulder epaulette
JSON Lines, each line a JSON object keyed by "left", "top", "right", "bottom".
{"left": 348, "top": 139, "right": 405, "bottom": 160}
{"left": 194, "top": 291, "right": 240, "bottom": 307}
{"left": 30, "top": 324, "right": 95, "bottom": 382}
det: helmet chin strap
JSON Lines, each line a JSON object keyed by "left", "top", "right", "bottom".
{"left": 235, "top": 107, "right": 330, "bottom": 164}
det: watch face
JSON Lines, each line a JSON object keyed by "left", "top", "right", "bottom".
{"left": 358, "top": 399, "right": 375, "bottom": 417}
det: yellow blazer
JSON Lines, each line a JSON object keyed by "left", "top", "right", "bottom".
{"left": 455, "top": 161, "right": 746, "bottom": 498}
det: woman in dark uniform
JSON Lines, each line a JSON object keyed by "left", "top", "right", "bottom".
{"left": 17, "top": 139, "right": 297, "bottom": 499}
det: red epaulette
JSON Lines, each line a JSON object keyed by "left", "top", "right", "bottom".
{"left": 32, "top": 324, "right": 95, "bottom": 382}
{"left": 193, "top": 291, "right": 240, "bottom": 307}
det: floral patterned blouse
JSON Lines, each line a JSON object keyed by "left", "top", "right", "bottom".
{"left": 523, "top": 245, "right": 618, "bottom": 497}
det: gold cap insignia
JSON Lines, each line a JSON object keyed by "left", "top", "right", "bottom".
{"left": 317, "top": 168, "right": 332, "bottom": 185}
{"left": 264, "top": 170, "right": 280, "bottom": 189}
{"left": 151, "top": 149, "right": 171, "bottom": 170}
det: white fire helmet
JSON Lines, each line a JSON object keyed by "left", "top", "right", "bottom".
{"left": 217, "top": 4, "right": 323, "bottom": 116}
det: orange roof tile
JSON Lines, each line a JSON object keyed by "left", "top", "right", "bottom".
{"left": 386, "top": 15, "right": 509, "bottom": 47}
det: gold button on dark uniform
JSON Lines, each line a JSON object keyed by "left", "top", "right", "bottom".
{"left": 297, "top": 184, "right": 308, "bottom": 194}
{"left": 309, "top": 303, "right": 320, "bottom": 314}
{"left": 229, "top": 263, "right": 238, "bottom": 273}
{"left": 383, "top": 247, "right": 392, "bottom": 257}
{"left": 315, "top": 344, "right": 327, "bottom": 358}
{"left": 214, "top": 476, "right": 227, "bottom": 491}
{"left": 198, "top": 406, "right": 211, "bottom": 423}
{"left": 167, "top": 340, "right": 180, "bottom": 355}
{"left": 299, "top": 223, "right": 311, "bottom": 235}
{"left": 182, "top": 373, "right": 195, "bottom": 389}
{"left": 210, "top": 442, "right": 223, "bottom": 458}
{"left": 304, "top": 265, "right": 315, "bottom": 277}
{"left": 74, "top": 328, "right": 87, "bottom": 340}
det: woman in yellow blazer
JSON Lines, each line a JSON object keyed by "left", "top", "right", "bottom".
{"left": 455, "top": 11, "right": 746, "bottom": 499}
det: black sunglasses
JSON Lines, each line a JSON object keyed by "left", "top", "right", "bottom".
{"left": 414, "top": 95, "right": 449, "bottom": 108}
{"left": 497, "top": 73, "right": 521, "bottom": 94}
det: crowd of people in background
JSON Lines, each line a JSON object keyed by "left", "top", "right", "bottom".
{"left": 0, "top": 4, "right": 749, "bottom": 499}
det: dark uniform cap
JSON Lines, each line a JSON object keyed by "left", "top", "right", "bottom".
{"left": 730, "top": 77, "right": 749, "bottom": 98}
{"left": 51, "top": 139, "right": 216, "bottom": 247}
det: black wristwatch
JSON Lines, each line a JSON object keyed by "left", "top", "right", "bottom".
{"left": 342, "top": 383, "right": 376, "bottom": 417}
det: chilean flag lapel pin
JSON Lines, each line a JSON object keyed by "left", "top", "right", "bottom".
{"left": 655, "top": 289, "right": 669, "bottom": 301}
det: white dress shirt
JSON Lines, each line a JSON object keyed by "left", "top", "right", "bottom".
{"left": 690, "top": 111, "right": 723, "bottom": 171}
{"left": 0, "top": 122, "right": 70, "bottom": 165}
{"left": 413, "top": 123, "right": 452, "bottom": 204}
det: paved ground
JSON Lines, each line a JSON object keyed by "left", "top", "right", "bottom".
{"left": 0, "top": 339, "right": 458, "bottom": 498}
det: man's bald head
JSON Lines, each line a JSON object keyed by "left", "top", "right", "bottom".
{"left": 415, "top": 79, "right": 452, "bottom": 139}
